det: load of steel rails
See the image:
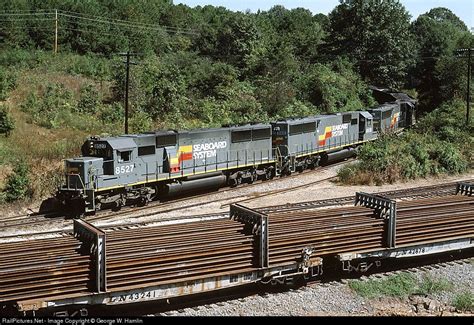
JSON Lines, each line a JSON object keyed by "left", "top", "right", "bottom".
{"left": 0, "top": 183, "right": 472, "bottom": 309}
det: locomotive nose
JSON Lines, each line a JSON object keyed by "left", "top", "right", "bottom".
{"left": 65, "top": 157, "right": 104, "bottom": 190}
{"left": 65, "top": 159, "right": 87, "bottom": 190}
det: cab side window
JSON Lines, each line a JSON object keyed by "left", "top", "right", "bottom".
{"left": 119, "top": 151, "right": 131, "bottom": 163}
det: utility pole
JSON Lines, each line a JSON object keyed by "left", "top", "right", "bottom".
{"left": 54, "top": 9, "right": 58, "bottom": 54}
{"left": 118, "top": 52, "right": 140, "bottom": 134}
{"left": 124, "top": 51, "right": 130, "bottom": 134}
{"left": 457, "top": 48, "right": 473, "bottom": 125}
{"left": 467, "top": 48, "right": 471, "bottom": 126}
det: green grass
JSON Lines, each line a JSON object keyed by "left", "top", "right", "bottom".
{"left": 452, "top": 291, "right": 473, "bottom": 312}
{"left": 418, "top": 275, "right": 453, "bottom": 295}
{"left": 349, "top": 273, "right": 453, "bottom": 299}
{"left": 349, "top": 273, "right": 418, "bottom": 298}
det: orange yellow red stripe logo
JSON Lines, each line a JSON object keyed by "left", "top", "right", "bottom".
{"left": 178, "top": 145, "right": 193, "bottom": 162}
{"left": 318, "top": 126, "right": 332, "bottom": 146}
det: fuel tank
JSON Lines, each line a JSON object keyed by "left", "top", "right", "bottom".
{"left": 320, "top": 148, "right": 356, "bottom": 165}
{"left": 162, "top": 174, "right": 227, "bottom": 197}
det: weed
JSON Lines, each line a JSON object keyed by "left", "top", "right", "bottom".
{"left": 417, "top": 275, "right": 453, "bottom": 295}
{"left": 349, "top": 274, "right": 453, "bottom": 299}
{"left": 349, "top": 273, "right": 418, "bottom": 298}
{"left": 452, "top": 291, "right": 473, "bottom": 312}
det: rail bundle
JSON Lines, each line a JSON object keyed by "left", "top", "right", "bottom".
{"left": 0, "top": 182, "right": 472, "bottom": 315}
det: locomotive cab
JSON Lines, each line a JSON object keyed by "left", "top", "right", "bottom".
{"left": 56, "top": 136, "right": 139, "bottom": 215}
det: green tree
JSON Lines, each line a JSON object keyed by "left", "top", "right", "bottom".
{"left": 411, "top": 8, "right": 472, "bottom": 113}
{"left": 296, "top": 59, "right": 374, "bottom": 113}
{"left": 260, "top": 6, "right": 325, "bottom": 62}
{"left": 327, "top": 0, "right": 416, "bottom": 88}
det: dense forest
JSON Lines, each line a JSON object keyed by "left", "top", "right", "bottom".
{"left": 0, "top": 0, "right": 472, "bottom": 203}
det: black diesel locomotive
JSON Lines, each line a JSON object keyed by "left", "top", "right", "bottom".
{"left": 53, "top": 89, "right": 416, "bottom": 215}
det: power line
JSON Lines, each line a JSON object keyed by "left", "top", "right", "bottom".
{"left": 59, "top": 14, "right": 173, "bottom": 34}
{"left": 58, "top": 12, "right": 198, "bottom": 35}
{"left": 60, "top": 26, "right": 121, "bottom": 38}
{"left": 0, "top": 18, "right": 55, "bottom": 22}
{"left": 57, "top": 9, "right": 187, "bottom": 32}
{"left": 0, "top": 26, "right": 53, "bottom": 31}
{"left": 0, "top": 9, "right": 198, "bottom": 35}
{"left": 0, "top": 24, "right": 171, "bottom": 39}
{"left": 0, "top": 12, "right": 54, "bottom": 16}
{"left": 0, "top": 9, "right": 53, "bottom": 13}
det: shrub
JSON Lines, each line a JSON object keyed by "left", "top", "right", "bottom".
{"left": 76, "top": 84, "right": 101, "bottom": 114}
{"left": 349, "top": 274, "right": 453, "bottom": 299}
{"left": 429, "top": 141, "right": 468, "bottom": 174}
{"left": 129, "top": 110, "right": 153, "bottom": 134}
{"left": 0, "top": 67, "right": 17, "bottom": 101}
{"left": 417, "top": 275, "right": 453, "bottom": 295}
{"left": 0, "top": 48, "right": 42, "bottom": 69}
{"left": 338, "top": 100, "right": 471, "bottom": 185}
{"left": 99, "top": 103, "right": 124, "bottom": 124}
{"left": 21, "top": 83, "right": 75, "bottom": 129}
{"left": 0, "top": 104, "right": 14, "bottom": 136}
{"left": 3, "top": 160, "right": 31, "bottom": 202}
{"left": 337, "top": 163, "right": 359, "bottom": 183}
{"left": 63, "top": 54, "right": 112, "bottom": 80}
{"left": 349, "top": 273, "right": 418, "bottom": 298}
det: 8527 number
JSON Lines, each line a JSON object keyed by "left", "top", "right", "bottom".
{"left": 115, "top": 164, "right": 134, "bottom": 175}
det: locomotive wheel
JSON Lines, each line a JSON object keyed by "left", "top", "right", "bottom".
{"left": 229, "top": 176, "right": 242, "bottom": 187}
{"left": 112, "top": 199, "right": 123, "bottom": 211}
{"left": 247, "top": 173, "right": 256, "bottom": 184}
{"left": 137, "top": 196, "right": 149, "bottom": 207}
{"left": 263, "top": 169, "right": 272, "bottom": 181}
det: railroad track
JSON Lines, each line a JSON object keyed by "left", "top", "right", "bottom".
{"left": 257, "top": 179, "right": 466, "bottom": 214}
{"left": 0, "top": 178, "right": 471, "bottom": 241}
{"left": 0, "top": 161, "right": 350, "bottom": 231}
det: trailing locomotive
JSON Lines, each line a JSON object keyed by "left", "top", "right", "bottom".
{"left": 52, "top": 90, "right": 416, "bottom": 216}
